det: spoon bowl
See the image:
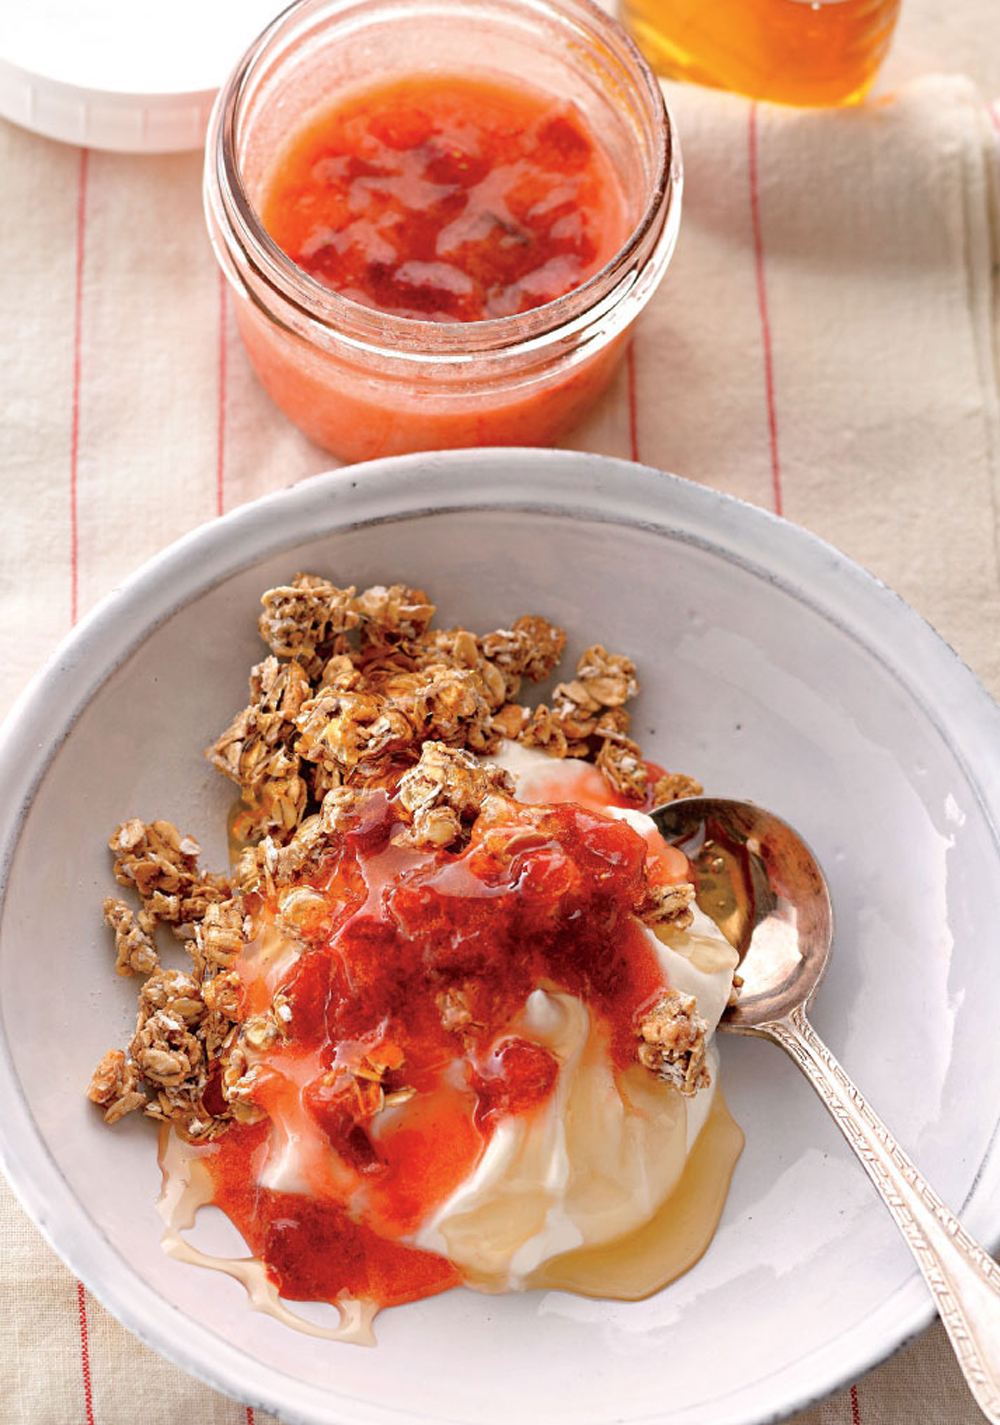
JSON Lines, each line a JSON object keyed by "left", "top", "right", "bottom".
{"left": 650, "top": 798, "right": 833, "bottom": 1031}
{"left": 652, "top": 795, "right": 1000, "bottom": 1423}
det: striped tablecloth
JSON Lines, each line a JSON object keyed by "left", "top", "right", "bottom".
{"left": 2, "top": 11, "right": 1000, "bottom": 1422}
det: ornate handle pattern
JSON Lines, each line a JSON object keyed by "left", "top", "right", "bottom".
{"left": 764, "top": 1005, "right": 1000, "bottom": 1421}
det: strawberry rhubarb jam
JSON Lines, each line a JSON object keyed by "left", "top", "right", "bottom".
{"left": 209, "top": 50, "right": 673, "bottom": 462}
{"left": 159, "top": 747, "right": 741, "bottom": 1340}
{"left": 259, "top": 75, "right": 629, "bottom": 322}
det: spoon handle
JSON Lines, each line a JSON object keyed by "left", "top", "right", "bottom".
{"left": 765, "top": 1004, "right": 1000, "bottom": 1422}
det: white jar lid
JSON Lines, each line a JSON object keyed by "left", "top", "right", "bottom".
{"left": 0, "top": 0, "right": 283, "bottom": 152}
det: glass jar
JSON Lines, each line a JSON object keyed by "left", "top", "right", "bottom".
{"left": 622, "top": 0, "right": 901, "bottom": 108}
{"left": 204, "top": 0, "right": 680, "bottom": 463}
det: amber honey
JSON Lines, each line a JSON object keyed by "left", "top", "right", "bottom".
{"left": 621, "top": 0, "right": 902, "bottom": 107}
{"left": 530, "top": 1091, "right": 744, "bottom": 1300}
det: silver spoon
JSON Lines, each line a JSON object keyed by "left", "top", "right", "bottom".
{"left": 651, "top": 796, "right": 1000, "bottom": 1422}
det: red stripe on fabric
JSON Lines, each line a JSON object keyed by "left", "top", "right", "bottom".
{"left": 70, "top": 148, "right": 90, "bottom": 626}
{"left": 986, "top": 101, "right": 1000, "bottom": 139}
{"left": 217, "top": 271, "right": 228, "bottom": 517}
{"left": 850, "top": 1383, "right": 862, "bottom": 1424}
{"left": 77, "top": 1281, "right": 96, "bottom": 1425}
{"left": 626, "top": 340, "right": 640, "bottom": 462}
{"left": 747, "top": 105, "right": 783, "bottom": 517}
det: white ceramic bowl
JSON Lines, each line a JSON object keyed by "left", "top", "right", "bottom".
{"left": 2, "top": 449, "right": 1000, "bottom": 1425}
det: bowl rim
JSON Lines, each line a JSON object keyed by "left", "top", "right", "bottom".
{"left": 1, "top": 446, "right": 999, "bottom": 1425}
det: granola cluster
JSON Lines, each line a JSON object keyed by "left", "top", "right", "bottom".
{"left": 88, "top": 857, "right": 249, "bottom": 1141}
{"left": 107, "top": 819, "right": 229, "bottom": 943}
{"left": 89, "top": 575, "right": 709, "bottom": 1135}
{"left": 207, "top": 575, "right": 703, "bottom": 839}
{"left": 637, "top": 991, "right": 711, "bottom": 1096}
{"left": 207, "top": 579, "right": 567, "bottom": 841}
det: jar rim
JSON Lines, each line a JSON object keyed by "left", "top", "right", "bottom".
{"left": 208, "top": 0, "right": 677, "bottom": 358}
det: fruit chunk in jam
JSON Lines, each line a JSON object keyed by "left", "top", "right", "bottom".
{"left": 260, "top": 73, "right": 630, "bottom": 322}
{"left": 203, "top": 790, "right": 684, "bottom": 1310}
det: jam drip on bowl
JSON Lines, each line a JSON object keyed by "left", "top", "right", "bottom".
{"left": 161, "top": 785, "right": 690, "bottom": 1332}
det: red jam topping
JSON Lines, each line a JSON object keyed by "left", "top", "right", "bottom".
{"left": 203, "top": 787, "right": 686, "bottom": 1311}
{"left": 260, "top": 73, "right": 630, "bottom": 321}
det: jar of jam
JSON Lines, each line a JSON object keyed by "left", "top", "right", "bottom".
{"left": 204, "top": 0, "right": 680, "bottom": 462}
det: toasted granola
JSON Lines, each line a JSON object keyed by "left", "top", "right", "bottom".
{"left": 517, "top": 643, "right": 643, "bottom": 774}
{"left": 207, "top": 656, "right": 311, "bottom": 841}
{"left": 637, "top": 990, "right": 711, "bottom": 1096}
{"left": 90, "top": 574, "right": 710, "bottom": 1138}
{"left": 191, "top": 898, "right": 246, "bottom": 975}
{"left": 518, "top": 703, "right": 576, "bottom": 758}
{"left": 652, "top": 770, "right": 704, "bottom": 804}
{"left": 137, "top": 968, "right": 205, "bottom": 1027}
{"left": 395, "top": 741, "right": 515, "bottom": 850}
{"left": 595, "top": 736, "right": 649, "bottom": 800}
{"left": 87, "top": 1050, "right": 146, "bottom": 1124}
{"left": 258, "top": 574, "right": 360, "bottom": 679}
{"left": 109, "top": 819, "right": 230, "bottom": 939}
{"left": 355, "top": 583, "right": 435, "bottom": 646}
{"left": 636, "top": 879, "right": 696, "bottom": 932}
{"left": 103, "top": 898, "right": 159, "bottom": 977}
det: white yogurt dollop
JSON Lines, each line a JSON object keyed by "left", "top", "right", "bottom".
{"left": 413, "top": 743, "right": 737, "bottom": 1287}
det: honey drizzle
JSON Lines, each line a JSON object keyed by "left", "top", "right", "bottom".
{"left": 527, "top": 1089, "right": 744, "bottom": 1300}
